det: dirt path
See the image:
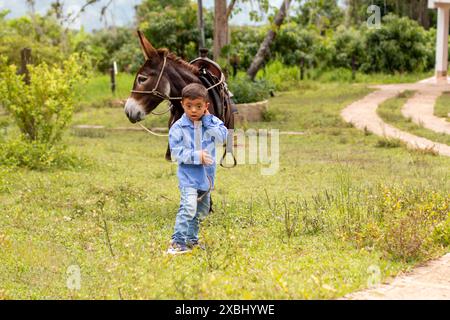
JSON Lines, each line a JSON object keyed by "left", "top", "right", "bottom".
{"left": 402, "top": 88, "right": 450, "bottom": 135}
{"left": 344, "top": 253, "right": 450, "bottom": 300}
{"left": 341, "top": 82, "right": 450, "bottom": 156}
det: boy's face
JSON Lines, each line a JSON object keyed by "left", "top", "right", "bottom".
{"left": 182, "top": 97, "right": 209, "bottom": 122}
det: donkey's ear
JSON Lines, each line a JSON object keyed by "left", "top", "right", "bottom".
{"left": 137, "top": 30, "right": 158, "bottom": 60}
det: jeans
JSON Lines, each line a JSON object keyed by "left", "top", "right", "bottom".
{"left": 172, "top": 186, "right": 211, "bottom": 245}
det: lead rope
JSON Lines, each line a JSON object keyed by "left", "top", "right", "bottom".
{"left": 197, "top": 175, "right": 212, "bottom": 202}
{"left": 138, "top": 122, "right": 169, "bottom": 137}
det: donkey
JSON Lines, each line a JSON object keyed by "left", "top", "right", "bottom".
{"left": 124, "top": 31, "right": 236, "bottom": 165}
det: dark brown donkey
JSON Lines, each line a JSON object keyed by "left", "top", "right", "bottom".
{"left": 124, "top": 31, "right": 236, "bottom": 167}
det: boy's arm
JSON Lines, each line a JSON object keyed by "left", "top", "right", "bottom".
{"left": 169, "top": 124, "right": 202, "bottom": 165}
{"left": 202, "top": 114, "right": 228, "bottom": 144}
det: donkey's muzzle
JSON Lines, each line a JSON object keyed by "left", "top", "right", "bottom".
{"left": 124, "top": 98, "right": 145, "bottom": 123}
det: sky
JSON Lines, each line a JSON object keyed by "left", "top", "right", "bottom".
{"left": 0, "top": 0, "right": 289, "bottom": 32}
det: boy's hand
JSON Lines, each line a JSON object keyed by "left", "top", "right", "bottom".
{"left": 200, "top": 150, "right": 213, "bottom": 165}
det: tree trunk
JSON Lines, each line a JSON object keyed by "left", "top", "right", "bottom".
{"left": 418, "top": 0, "right": 430, "bottom": 29}
{"left": 247, "top": 0, "right": 292, "bottom": 80}
{"left": 198, "top": 0, "right": 205, "bottom": 50}
{"left": 213, "top": 0, "right": 228, "bottom": 61}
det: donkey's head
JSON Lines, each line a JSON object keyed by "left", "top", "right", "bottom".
{"left": 124, "top": 31, "right": 200, "bottom": 123}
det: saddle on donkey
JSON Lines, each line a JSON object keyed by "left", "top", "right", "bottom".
{"left": 189, "top": 51, "right": 238, "bottom": 213}
{"left": 189, "top": 50, "right": 238, "bottom": 170}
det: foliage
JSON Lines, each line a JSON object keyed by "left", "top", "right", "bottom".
{"left": 228, "top": 26, "right": 266, "bottom": 70}
{"left": 256, "top": 60, "right": 300, "bottom": 91}
{"left": 0, "top": 54, "right": 89, "bottom": 169}
{"left": 227, "top": 73, "right": 271, "bottom": 103}
{"left": 0, "top": 54, "right": 88, "bottom": 144}
{"left": 331, "top": 26, "right": 365, "bottom": 70}
{"left": 272, "top": 23, "right": 318, "bottom": 67}
{"left": 0, "top": 10, "right": 69, "bottom": 66}
{"left": 136, "top": 0, "right": 214, "bottom": 61}
{"left": 75, "top": 27, "right": 143, "bottom": 73}
{"left": 0, "top": 138, "right": 86, "bottom": 170}
{"left": 294, "top": 0, "right": 344, "bottom": 32}
{"left": 361, "top": 14, "right": 433, "bottom": 73}
{"left": 345, "top": 0, "right": 436, "bottom": 29}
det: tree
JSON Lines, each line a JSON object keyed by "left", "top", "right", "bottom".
{"left": 345, "top": 0, "right": 433, "bottom": 29}
{"left": 295, "top": 0, "right": 344, "bottom": 33}
{"left": 361, "top": 14, "right": 432, "bottom": 73}
{"left": 213, "top": 0, "right": 269, "bottom": 60}
{"left": 247, "top": 0, "right": 292, "bottom": 80}
{"left": 272, "top": 23, "right": 318, "bottom": 79}
{"left": 136, "top": 0, "right": 214, "bottom": 61}
{"left": 332, "top": 26, "right": 364, "bottom": 79}
{"left": 213, "top": 0, "right": 228, "bottom": 60}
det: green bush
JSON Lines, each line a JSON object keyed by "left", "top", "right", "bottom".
{"left": 0, "top": 10, "right": 68, "bottom": 67}
{"left": 433, "top": 215, "right": 450, "bottom": 247}
{"left": 228, "top": 26, "right": 266, "bottom": 71}
{"left": 332, "top": 26, "right": 364, "bottom": 70}
{"left": 272, "top": 23, "right": 318, "bottom": 67}
{"left": 0, "top": 54, "right": 88, "bottom": 169}
{"left": 361, "top": 14, "right": 433, "bottom": 73}
{"left": 256, "top": 60, "right": 301, "bottom": 91}
{"left": 0, "top": 138, "right": 85, "bottom": 170}
{"left": 227, "top": 74, "right": 271, "bottom": 104}
{"left": 137, "top": 1, "right": 214, "bottom": 63}
{"left": 0, "top": 54, "right": 87, "bottom": 144}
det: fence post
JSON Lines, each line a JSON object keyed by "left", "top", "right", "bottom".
{"left": 110, "top": 61, "right": 116, "bottom": 95}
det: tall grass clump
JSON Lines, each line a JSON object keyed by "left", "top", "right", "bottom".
{"left": 265, "top": 176, "right": 449, "bottom": 263}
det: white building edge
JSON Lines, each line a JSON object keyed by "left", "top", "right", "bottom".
{"left": 429, "top": 0, "right": 450, "bottom": 79}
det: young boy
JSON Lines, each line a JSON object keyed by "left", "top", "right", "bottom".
{"left": 167, "top": 83, "right": 228, "bottom": 255}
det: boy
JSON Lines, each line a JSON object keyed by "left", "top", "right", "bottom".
{"left": 167, "top": 83, "right": 228, "bottom": 255}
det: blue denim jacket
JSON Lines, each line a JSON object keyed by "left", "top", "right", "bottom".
{"left": 169, "top": 113, "right": 228, "bottom": 191}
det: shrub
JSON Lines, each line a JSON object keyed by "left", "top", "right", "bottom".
{"left": 256, "top": 60, "right": 301, "bottom": 91}
{"left": 272, "top": 23, "right": 317, "bottom": 67}
{"left": 0, "top": 138, "right": 86, "bottom": 170}
{"left": 372, "top": 186, "right": 449, "bottom": 262}
{"left": 274, "top": 181, "right": 450, "bottom": 263}
{"left": 0, "top": 54, "right": 87, "bottom": 144}
{"left": 0, "top": 54, "right": 88, "bottom": 169}
{"left": 228, "top": 26, "right": 266, "bottom": 71}
{"left": 332, "top": 26, "right": 364, "bottom": 71}
{"left": 227, "top": 73, "right": 271, "bottom": 104}
{"left": 361, "top": 14, "right": 433, "bottom": 73}
{"left": 433, "top": 215, "right": 450, "bottom": 247}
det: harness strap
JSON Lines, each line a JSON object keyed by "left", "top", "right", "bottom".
{"left": 197, "top": 175, "right": 212, "bottom": 202}
{"left": 220, "top": 129, "right": 237, "bottom": 168}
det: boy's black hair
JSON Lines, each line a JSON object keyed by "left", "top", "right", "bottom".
{"left": 181, "top": 83, "right": 209, "bottom": 102}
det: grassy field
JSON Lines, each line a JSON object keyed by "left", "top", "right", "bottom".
{"left": 0, "top": 76, "right": 449, "bottom": 299}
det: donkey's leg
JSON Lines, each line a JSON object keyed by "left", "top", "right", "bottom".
{"left": 165, "top": 144, "right": 172, "bottom": 161}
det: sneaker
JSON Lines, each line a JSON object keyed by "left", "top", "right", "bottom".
{"left": 187, "top": 241, "right": 205, "bottom": 250}
{"left": 167, "top": 241, "right": 192, "bottom": 255}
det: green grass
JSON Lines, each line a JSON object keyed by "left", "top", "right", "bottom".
{"left": 377, "top": 90, "right": 450, "bottom": 146}
{"left": 254, "top": 62, "right": 434, "bottom": 92}
{"left": 76, "top": 72, "right": 135, "bottom": 106}
{"left": 1, "top": 80, "right": 449, "bottom": 299}
{"left": 435, "top": 91, "right": 450, "bottom": 121}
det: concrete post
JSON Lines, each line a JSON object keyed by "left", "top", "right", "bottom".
{"left": 435, "top": 5, "right": 450, "bottom": 78}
